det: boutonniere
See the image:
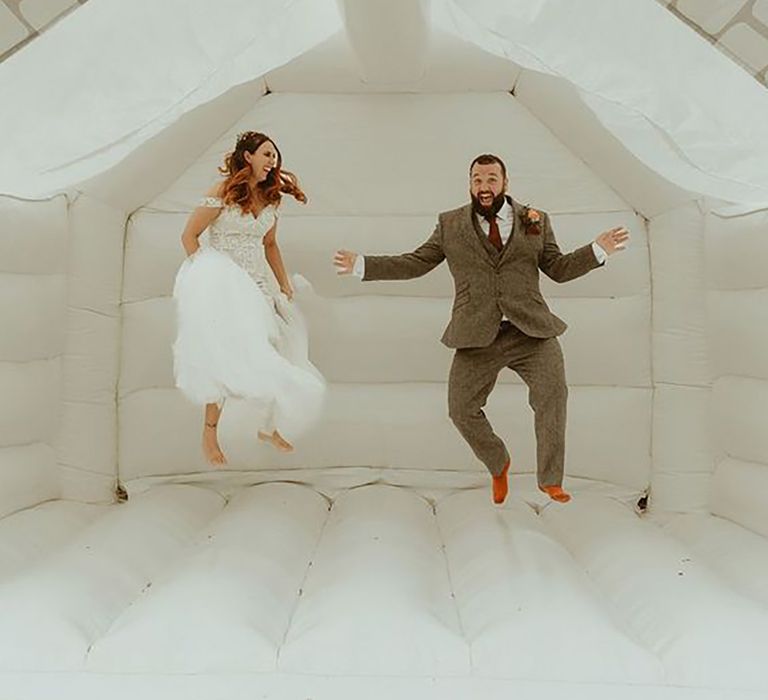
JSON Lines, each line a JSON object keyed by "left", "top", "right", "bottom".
{"left": 520, "top": 205, "right": 542, "bottom": 235}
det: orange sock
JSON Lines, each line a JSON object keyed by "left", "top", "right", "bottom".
{"left": 539, "top": 484, "right": 571, "bottom": 503}
{"left": 492, "top": 459, "right": 511, "bottom": 504}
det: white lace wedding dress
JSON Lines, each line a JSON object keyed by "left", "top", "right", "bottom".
{"left": 172, "top": 196, "right": 326, "bottom": 440}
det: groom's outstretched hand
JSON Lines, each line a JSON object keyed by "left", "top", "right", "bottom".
{"left": 595, "top": 226, "right": 630, "bottom": 256}
{"left": 334, "top": 249, "right": 359, "bottom": 275}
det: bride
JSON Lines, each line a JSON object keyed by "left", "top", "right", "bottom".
{"left": 172, "top": 131, "right": 326, "bottom": 467}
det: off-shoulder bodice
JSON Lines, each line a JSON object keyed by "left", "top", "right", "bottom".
{"left": 198, "top": 196, "right": 278, "bottom": 292}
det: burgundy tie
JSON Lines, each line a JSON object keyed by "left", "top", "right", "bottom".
{"left": 485, "top": 213, "right": 503, "bottom": 251}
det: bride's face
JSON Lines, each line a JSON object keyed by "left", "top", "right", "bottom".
{"left": 245, "top": 140, "right": 278, "bottom": 182}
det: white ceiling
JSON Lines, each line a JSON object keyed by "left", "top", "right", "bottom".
{"left": 2, "top": 0, "right": 767, "bottom": 89}
{"left": 2, "top": 0, "right": 767, "bottom": 212}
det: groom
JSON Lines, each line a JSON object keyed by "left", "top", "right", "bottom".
{"left": 334, "top": 154, "right": 629, "bottom": 504}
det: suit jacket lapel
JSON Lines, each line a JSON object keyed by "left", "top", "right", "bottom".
{"left": 463, "top": 197, "right": 519, "bottom": 266}
{"left": 461, "top": 204, "right": 499, "bottom": 264}
{"left": 470, "top": 208, "right": 502, "bottom": 262}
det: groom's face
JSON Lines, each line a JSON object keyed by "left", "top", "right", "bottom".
{"left": 470, "top": 163, "right": 507, "bottom": 213}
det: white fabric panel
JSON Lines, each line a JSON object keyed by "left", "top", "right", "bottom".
{"left": 710, "top": 458, "right": 768, "bottom": 539}
{"left": 0, "top": 359, "right": 59, "bottom": 446}
{"left": 662, "top": 513, "right": 768, "bottom": 607}
{"left": 0, "top": 196, "right": 67, "bottom": 511}
{"left": 0, "top": 674, "right": 762, "bottom": 700}
{"left": 119, "top": 384, "right": 651, "bottom": 490}
{"left": 57, "top": 195, "right": 125, "bottom": 503}
{"left": 0, "top": 444, "right": 59, "bottom": 520}
{"left": 0, "top": 500, "right": 106, "bottom": 581}
{"left": 713, "top": 377, "right": 768, "bottom": 466}
{"left": 57, "top": 465, "right": 118, "bottom": 506}
{"left": 268, "top": 30, "right": 520, "bottom": 94}
{"left": 705, "top": 208, "right": 768, "bottom": 291}
{"left": 278, "top": 484, "right": 468, "bottom": 675}
{"left": 87, "top": 484, "right": 328, "bottom": 672}
{"left": 56, "top": 403, "right": 116, "bottom": 486}
{"left": 126, "top": 210, "right": 646, "bottom": 302}
{"left": 60, "top": 308, "right": 122, "bottom": 403}
{"left": 149, "top": 93, "right": 629, "bottom": 214}
{"left": 648, "top": 202, "right": 712, "bottom": 514}
{"left": 515, "top": 70, "right": 693, "bottom": 219}
{"left": 119, "top": 299, "right": 172, "bottom": 397}
{"left": 650, "top": 386, "right": 714, "bottom": 514}
{"left": 304, "top": 296, "right": 650, "bottom": 386}
{"left": 123, "top": 211, "right": 190, "bottom": 302}
{"left": 0, "top": 274, "right": 66, "bottom": 361}
{"left": 0, "top": 486, "right": 223, "bottom": 671}
{"left": 0, "top": 196, "right": 68, "bottom": 273}
{"left": 709, "top": 290, "right": 768, "bottom": 381}
{"left": 77, "top": 78, "right": 267, "bottom": 213}
{"left": 66, "top": 196, "right": 125, "bottom": 313}
{"left": 125, "top": 474, "right": 642, "bottom": 516}
{"left": 435, "top": 0, "right": 768, "bottom": 205}
{"left": 0, "top": 0, "right": 342, "bottom": 198}
{"left": 647, "top": 472, "right": 713, "bottom": 516}
{"left": 704, "top": 206, "right": 768, "bottom": 529}
{"left": 649, "top": 203, "right": 710, "bottom": 386}
{"left": 436, "top": 490, "right": 663, "bottom": 683}
{"left": 542, "top": 494, "right": 768, "bottom": 691}
{"left": 5, "top": 483, "right": 768, "bottom": 693}
{"left": 338, "top": 0, "right": 431, "bottom": 84}
{"left": 120, "top": 294, "right": 649, "bottom": 390}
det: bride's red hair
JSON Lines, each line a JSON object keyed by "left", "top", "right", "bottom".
{"left": 217, "top": 131, "right": 307, "bottom": 212}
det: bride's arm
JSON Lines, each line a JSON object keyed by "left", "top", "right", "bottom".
{"left": 180, "top": 184, "right": 224, "bottom": 256}
{"left": 263, "top": 224, "right": 293, "bottom": 299}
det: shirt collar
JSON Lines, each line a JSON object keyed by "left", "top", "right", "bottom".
{"left": 498, "top": 198, "right": 513, "bottom": 221}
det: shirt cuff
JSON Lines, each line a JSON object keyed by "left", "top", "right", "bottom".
{"left": 592, "top": 241, "right": 607, "bottom": 265}
{"left": 352, "top": 255, "right": 365, "bottom": 278}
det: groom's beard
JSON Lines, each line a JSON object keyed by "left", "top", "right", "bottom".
{"left": 471, "top": 192, "right": 506, "bottom": 218}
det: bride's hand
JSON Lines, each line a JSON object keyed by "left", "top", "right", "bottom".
{"left": 280, "top": 286, "right": 294, "bottom": 301}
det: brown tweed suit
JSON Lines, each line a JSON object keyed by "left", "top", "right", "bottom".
{"left": 363, "top": 196, "right": 604, "bottom": 484}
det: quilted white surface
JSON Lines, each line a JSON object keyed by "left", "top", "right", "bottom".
{"left": 0, "top": 483, "right": 765, "bottom": 698}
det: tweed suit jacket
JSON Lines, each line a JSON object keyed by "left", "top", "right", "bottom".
{"left": 362, "top": 196, "right": 604, "bottom": 349}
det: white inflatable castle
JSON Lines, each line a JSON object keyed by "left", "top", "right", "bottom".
{"left": 1, "top": 1, "right": 768, "bottom": 698}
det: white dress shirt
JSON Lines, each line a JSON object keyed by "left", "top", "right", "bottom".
{"left": 352, "top": 201, "right": 608, "bottom": 292}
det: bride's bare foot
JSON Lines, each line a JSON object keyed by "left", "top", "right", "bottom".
{"left": 202, "top": 423, "right": 227, "bottom": 467}
{"left": 257, "top": 429, "right": 294, "bottom": 453}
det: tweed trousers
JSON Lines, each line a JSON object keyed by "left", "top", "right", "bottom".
{"left": 447, "top": 320, "right": 567, "bottom": 485}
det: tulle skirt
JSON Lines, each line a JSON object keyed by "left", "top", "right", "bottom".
{"left": 172, "top": 246, "right": 326, "bottom": 441}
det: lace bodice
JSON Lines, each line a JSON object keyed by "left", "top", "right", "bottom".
{"left": 198, "top": 196, "right": 278, "bottom": 292}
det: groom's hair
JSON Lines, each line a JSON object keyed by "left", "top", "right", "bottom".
{"left": 470, "top": 154, "right": 507, "bottom": 179}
